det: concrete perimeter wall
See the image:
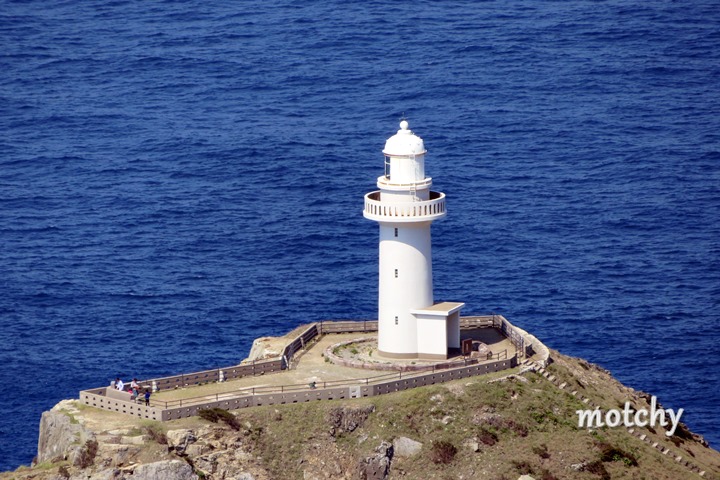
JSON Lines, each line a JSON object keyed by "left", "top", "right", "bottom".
{"left": 145, "top": 360, "right": 285, "bottom": 392}
{"left": 79, "top": 315, "right": 541, "bottom": 421}
{"left": 80, "top": 387, "right": 163, "bottom": 421}
{"left": 158, "top": 356, "right": 517, "bottom": 421}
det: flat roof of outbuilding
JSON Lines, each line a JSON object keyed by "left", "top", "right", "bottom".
{"left": 411, "top": 301, "right": 465, "bottom": 316}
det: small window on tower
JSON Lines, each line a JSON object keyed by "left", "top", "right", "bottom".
{"left": 394, "top": 269, "right": 398, "bottom": 278}
{"left": 394, "top": 228, "right": 398, "bottom": 237}
{"left": 395, "top": 316, "right": 398, "bottom": 325}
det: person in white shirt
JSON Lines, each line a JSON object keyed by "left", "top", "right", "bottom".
{"left": 116, "top": 378, "right": 124, "bottom": 391}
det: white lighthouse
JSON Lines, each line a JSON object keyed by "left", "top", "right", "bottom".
{"left": 364, "top": 121, "right": 464, "bottom": 360}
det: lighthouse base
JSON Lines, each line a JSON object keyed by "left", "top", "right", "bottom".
{"left": 377, "top": 301, "right": 465, "bottom": 360}
{"left": 377, "top": 350, "right": 450, "bottom": 361}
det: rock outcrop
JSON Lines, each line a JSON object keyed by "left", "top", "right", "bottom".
{"left": 3, "top": 350, "right": 720, "bottom": 480}
{"left": 244, "top": 337, "right": 284, "bottom": 362}
{"left": 327, "top": 405, "right": 375, "bottom": 437}
{"left": 357, "top": 441, "right": 393, "bottom": 480}
{"left": 37, "top": 400, "right": 95, "bottom": 465}
{"left": 391, "top": 437, "right": 422, "bottom": 458}
{"left": 129, "top": 460, "right": 198, "bottom": 480}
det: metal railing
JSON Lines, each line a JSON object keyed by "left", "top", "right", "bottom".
{"left": 363, "top": 191, "right": 446, "bottom": 221}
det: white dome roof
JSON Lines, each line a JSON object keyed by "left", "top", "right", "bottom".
{"left": 382, "top": 120, "right": 427, "bottom": 156}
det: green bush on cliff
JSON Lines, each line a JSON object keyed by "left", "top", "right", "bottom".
{"left": 198, "top": 407, "right": 241, "bottom": 430}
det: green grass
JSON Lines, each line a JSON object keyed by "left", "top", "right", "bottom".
{"left": 204, "top": 355, "right": 717, "bottom": 480}
{"left": 57, "top": 409, "right": 79, "bottom": 425}
{"left": 9, "top": 352, "right": 718, "bottom": 480}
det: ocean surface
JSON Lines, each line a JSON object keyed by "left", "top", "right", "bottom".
{"left": 1, "top": 0, "right": 719, "bottom": 471}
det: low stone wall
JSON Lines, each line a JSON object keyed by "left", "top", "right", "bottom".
{"left": 323, "top": 336, "right": 485, "bottom": 372}
{"left": 253, "top": 386, "right": 358, "bottom": 407}
{"left": 78, "top": 322, "right": 319, "bottom": 417}
{"left": 80, "top": 389, "right": 163, "bottom": 421}
{"left": 144, "top": 360, "right": 285, "bottom": 392}
{"left": 162, "top": 396, "right": 253, "bottom": 421}
{"left": 319, "top": 320, "right": 378, "bottom": 334}
{"left": 372, "top": 357, "right": 517, "bottom": 395}
{"left": 79, "top": 315, "right": 548, "bottom": 421}
{"left": 145, "top": 357, "right": 518, "bottom": 421}
{"left": 104, "top": 387, "right": 133, "bottom": 401}
{"left": 510, "top": 323, "right": 550, "bottom": 367}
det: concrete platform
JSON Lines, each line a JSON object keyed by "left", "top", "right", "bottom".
{"left": 151, "top": 328, "right": 516, "bottom": 405}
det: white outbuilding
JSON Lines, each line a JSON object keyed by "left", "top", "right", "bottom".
{"left": 363, "top": 121, "right": 464, "bottom": 360}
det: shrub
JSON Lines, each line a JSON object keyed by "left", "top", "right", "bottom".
{"left": 58, "top": 465, "right": 70, "bottom": 479}
{"left": 143, "top": 424, "right": 168, "bottom": 445}
{"left": 429, "top": 441, "right": 457, "bottom": 464}
{"left": 539, "top": 469, "right": 558, "bottom": 480}
{"left": 511, "top": 460, "right": 534, "bottom": 475}
{"left": 674, "top": 422, "right": 694, "bottom": 441}
{"left": 478, "top": 428, "right": 498, "bottom": 446}
{"left": 532, "top": 443, "right": 551, "bottom": 459}
{"left": 199, "top": 407, "right": 241, "bottom": 430}
{"left": 198, "top": 408, "right": 220, "bottom": 423}
{"left": 599, "top": 445, "right": 638, "bottom": 467}
{"left": 507, "top": 419, "right": 529, "bottom": 437}
{"left": 585, "top": 460, "right": 610, "bottom": 480}
{"left": 76, "top": 439, "right": 98, "bottom": 468}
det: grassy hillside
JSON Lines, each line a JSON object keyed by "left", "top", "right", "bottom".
{"left": 231, "top": 352, "right": 717, "bottom": 479}
{"left": 3, "top": 350, "right": 718, "bottom": 480}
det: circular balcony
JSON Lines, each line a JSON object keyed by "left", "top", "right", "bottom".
{"left": 363, "top": 191, "right": 446, "bottom": 223}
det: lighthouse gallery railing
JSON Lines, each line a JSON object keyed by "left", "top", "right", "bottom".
{"left": 363, "top": 191, "right": 446, "bottom": 220}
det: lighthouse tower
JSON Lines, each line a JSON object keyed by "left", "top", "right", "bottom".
{"left": 363, "top": 121, "right": 463, "bottom": 360}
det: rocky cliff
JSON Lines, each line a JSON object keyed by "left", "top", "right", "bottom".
{"left": 3, "top": 351, "right": 719, "bottom": 480}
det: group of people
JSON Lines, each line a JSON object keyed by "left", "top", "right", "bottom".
{"left": 111, "top": 377, "right": 151, "bottom": 406}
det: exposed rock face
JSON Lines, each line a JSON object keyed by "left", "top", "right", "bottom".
{"left": 299, "top": 440, "right": 355, "bottom": 480}
{"left": 7, "top": 348, "right": 720, "bottom": 480}
{"left": 327, "top": 406, "right": 375, "bottom": 437}
{"left": 130, "top": 460, "right": 198, "bottom": 480}
{"left": 357, "top": 441, "right": 393, "bottom": 480}
{"left": 245, "top": 337, "right": 283, "bottom": 362}
{"left": 37, "top": 400, "right": 95, "bottom": 464}
{"left": 86, "top": 469, "right": 120, "bottom": 480}
{"left": 166, "top": 429, "right": 196, "bottom": 454}
{"left": 463, "top": 438, "right": 481, "bottom": 453}
{"left": 392, "top": 437, "right": 422, "bottom": 458}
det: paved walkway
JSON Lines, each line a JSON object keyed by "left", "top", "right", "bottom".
{"left": 151, "top": 328, "right": 516, "bottom": 407}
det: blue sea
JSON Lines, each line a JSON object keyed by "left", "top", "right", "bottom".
{"left": 1, "top": 0, "right": 719, "bottom": 471}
